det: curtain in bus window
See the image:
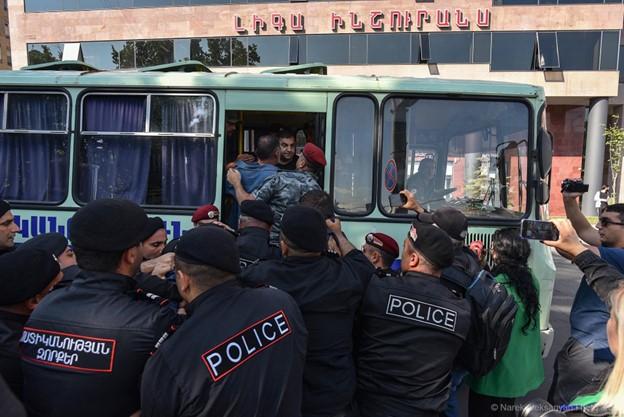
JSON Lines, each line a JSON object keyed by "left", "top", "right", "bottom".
{"left": 80, "top": 96, "right": 150, "bottom": 203}
{"left": 158, "top": 98, "right": 215, "bottom": 206}
{"left": 0, "top": 93, "right": 68, "bottom": 202}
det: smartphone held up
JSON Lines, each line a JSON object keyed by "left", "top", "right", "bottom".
{"left": 520, "top": 219, "right": 560, "bottom": 241}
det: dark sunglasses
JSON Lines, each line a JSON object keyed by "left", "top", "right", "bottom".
{"left": 598, "top": 217, "right": 624, "bottom": 227}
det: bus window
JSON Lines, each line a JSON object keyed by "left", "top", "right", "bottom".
{"left": 0, "top": 92, "right": 69, "bottom": 203}
{"left": 77, "top": 93, "right": 217, "bottom": 206}
{"left": 380, "top": 98, "right": 529, "bottom": 219}
{"left": 332, "top": 96, "right": 375, "bottom": 216}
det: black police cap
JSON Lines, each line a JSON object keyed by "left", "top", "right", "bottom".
{"left": 0, "top": 248, "right": 60, "bottom": 305}
{"left": 141, "top": 217, "right": 166, "bottom": 242}
{"left": 407, "top": 220, "right": 454, "bottom": 269}
{"left": 175, "top": 226, "right": 241, "bottom": 274}
{"left": 0, "top": 200, "right": 9, "bottom": 218}
{"left": 69, "top": 199, "right": 148, "bottom": 252}
{"left": 281, "top": 206, "right": 327, "bottom": 253}
{"left": 18, "top": 233, "right": 68, "bottom": 258}
{"left": 240, "top": 200, "right": 274, "bottom": 225}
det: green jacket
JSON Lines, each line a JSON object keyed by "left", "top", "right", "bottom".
{"left": 468, "top": 273, "right": 544, "bottom": 397}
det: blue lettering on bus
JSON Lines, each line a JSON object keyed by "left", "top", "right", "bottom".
{"left": 15, "top": 215, "right": 183, "bottom": 240}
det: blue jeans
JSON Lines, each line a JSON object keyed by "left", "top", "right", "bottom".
{"left": 444, "top": 369, "right": 469, "bottom": 417}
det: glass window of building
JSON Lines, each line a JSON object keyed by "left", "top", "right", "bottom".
{"left": 419, "top": 33, "right": 431, "bottom": 62}
{"left": 333, "top": 96, "right": 376, "bottom": 216}
{"left": 232, "top": 37, "right": 249, "bottom": 66}
{"left": 536, "top": 32, "right": 560, "bottom": 69}
{"left": 135, "top": 40, "right": 174, "bottom": 67}
{"left": 0, "top": 92, "right": 70, "bottom": 203}
{"left": 558, "top": 31, "right": 601, "bottom": 70}
{"left": 248, "top": 36, "right": 290, "bottom": 66}
{"left": 380, "top": 97, "right": 529, "bottom": 219}
{"left": 27, "top": 43, "right": 63, "bottom": 65}
{"left": 473, "top": 32, "right": 491, "bottom": 63}
{"left": 368, "top": 33, "right": 411, "bottom": 64}
{"left": 491, "top": 32, "right": 536, "bottom": 71}
{"left": 620, "top": 45, "right": 624, "bottom": 83}
{"left": 307, "top": 35, "right": 349, "bottom": 65}
{"left": 82, "top": 41, "right": 136, "bottom": 69}
{"left": 173, "top": 39, "right": 191, "bottom": 62}
{"left": 78, "top": 93, "right": 217, "bottom": 206}
{"left": 599, "top": 31, "right": 619, "bottom": 70}
{"left": 191, "top": 38, "right": 231, "bottom": 66}
{"left": 429, "top": 32, "right": 472, "bottom": 64}
{"left": 349, "top": 34, "right": 367, "bottom": 65}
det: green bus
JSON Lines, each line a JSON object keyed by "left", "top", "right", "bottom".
{"left": 0, "top": 60, "right": 556, "bottom": 354}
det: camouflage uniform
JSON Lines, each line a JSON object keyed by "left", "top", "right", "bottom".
{"left": 252, "top": 171, "right": 321, "bottom": 245}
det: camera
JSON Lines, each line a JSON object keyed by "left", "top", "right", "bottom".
{"left": 561, "top": 179, "right": 589, "bottom": 194}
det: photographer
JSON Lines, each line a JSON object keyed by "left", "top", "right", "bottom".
{"left": 548, "top": 183, "right": 624, "bottom": 405}
{"left": 541, "top": 220, "right": 624, "bottom": 417}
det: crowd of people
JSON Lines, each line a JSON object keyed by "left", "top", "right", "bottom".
{"left": 0, "top": 132, "right": 622, "bottom": 417}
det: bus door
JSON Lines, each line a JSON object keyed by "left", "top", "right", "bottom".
{"left": 221, "top": 90, "right": 327, "bottom": 226}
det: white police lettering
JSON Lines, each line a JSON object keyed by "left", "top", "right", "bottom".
{"left": 201, "top": 311, "right": 292, "bottom": 382}
{"left": 386, "top": 294, "right": 457, "bottom": 332}
{"left": 20, "top": 327, "right": 116, "bottom": 372}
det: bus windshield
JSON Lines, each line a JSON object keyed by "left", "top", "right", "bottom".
{"left": 380, "top": 98, "right": 530, "bottom": 219}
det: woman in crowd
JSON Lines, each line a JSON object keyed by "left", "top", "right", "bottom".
{"left": 468, "top": 228, "right": 544, "bottom": 417}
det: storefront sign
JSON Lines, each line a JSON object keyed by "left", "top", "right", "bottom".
{"left": 234, "top": 8, "right": 490, "bottom": 34}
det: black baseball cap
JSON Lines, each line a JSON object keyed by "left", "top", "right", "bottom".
{"left": 175, "top": 226, "right": 240, "bottom": 274}
{"left": 407, "top": 221, "right": 454, "bottom": 269}
{"left": 417, "top": 207, "right": 468, "bottom": 241}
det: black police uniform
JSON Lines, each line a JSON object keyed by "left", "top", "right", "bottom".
{"left": 0, "top": 374, "right": 26, "bottom": 417}
{"left": 241, "top": 249, "right": 374, "bottom": 417}
{"left": 374, "top": 267, "right": 399, "bottom": 279}
{"left": 237, "top": 226, "right": 281, "bottom": 268}
{"left": 0, "top": 310, "right": 28, "bottom": 398}
{"left": 21, "top": 270, "right": 178, "bottom": 417}
{"left": 356, "top": 272, "right": 472, "bottom": 417}
{"left": 141, "top": 279, "right": 307, "bottom": 417}
{"left": 54, "top": 265, "right": 81, "bottom": 289}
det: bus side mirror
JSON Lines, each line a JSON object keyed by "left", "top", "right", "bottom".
{"left": 536, "top": 129, "right": 553, "bottom": 205}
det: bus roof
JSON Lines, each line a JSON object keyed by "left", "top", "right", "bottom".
{"left": 0, "top": 67, "right": 544, "bottom": 99}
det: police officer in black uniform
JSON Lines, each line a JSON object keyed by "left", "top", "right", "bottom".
{"left": 241, "top": 205, "right": 375, "bottom": 417}
{"left": 21, "top": 199, "right": 179, "bottom": 417}
{"left": 237, "top": 199, "right": 281, "bottom": 268}
{"left": 0, "top": 249, "right": 61, "bottom": 398}
{"left": 361, "top": 232, "right": 400, "bottom": 278}
{"left": 140, "top": 226, "right": 307, "bottom": 417}
{"left": 17, "top": 233, "right": 81, "bottom": 289}
{"left": 356, "top": 220, "right": 472, "bottom": 417}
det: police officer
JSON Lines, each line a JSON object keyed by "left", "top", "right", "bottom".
{"left": 237, "top": 200, "right": 280, "bottom": 268}
{"left": 361, "top": 232, "right": 400, "bottom": 278}
{"left": 356, "top": 220, "right": 472, "bottom": 417}
{"left": 0, "top": 249, "right": 62, "bottom": 398}
{"left": 17, "top": 233, "right": 80, "bottom": 289}
{"left": 21, "top": 199, "right": 178, "bottom": 417}
{"left": 0, "top": 201, "right": 20, "bottom": 256}
{"left": 241, "top": 205, "right": 374, "bottom": 417}
{"left": 140, "top": 226, "right": 307, "bottom": 417}
{"left": 227, "top": 143, "right": 325, "bottom": 245}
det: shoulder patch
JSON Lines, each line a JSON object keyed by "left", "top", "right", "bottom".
{"left": 201, "top": 310, "right": 292, "bottom": 382}
{"left": 20, "top": 327, "right": 116, "bottom": 373}
{"left": 386, "top": 294, "right": 458, "bottom": 332}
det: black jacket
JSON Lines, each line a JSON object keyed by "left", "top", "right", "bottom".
{"left": 237, "top": 227, "right": 281, "bottom": 268}
{"left": 240, "top": 250, "right": 374, "bottom": 417}
{"left": 21, "top": 270, "right": 178, "bottom": 417}
{"left": 0, "top": 310, "right": 28, "bottom": 398}
{"left": 141, "top": 279, "right": 307, "bottom": 417}
{"left": 356, "top": 271, "right": 471, "bottom": 417}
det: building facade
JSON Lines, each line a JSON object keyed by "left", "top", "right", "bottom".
{"left": 7, "top": 0, "right": 624, "bottom": 215}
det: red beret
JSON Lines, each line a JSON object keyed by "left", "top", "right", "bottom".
{"left": 302, "top": 143, "right": 326, "bottom": 168}
{"left": 366, "top": 232, "right": 399, "bottom": 258}
{"left": 191, "top": 204, "right": 220, "bottom": 223}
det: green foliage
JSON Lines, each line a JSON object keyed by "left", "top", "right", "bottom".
{"left": 28, "top": 45, "right": 62, "bottom": 65}
{"left": 604, "top": 115, "right": 624, "bottom": 203}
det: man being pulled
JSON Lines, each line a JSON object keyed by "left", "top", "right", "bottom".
{"left": 0, "top": 200, "right": 20, "bottom": 256}
{"left": 356, "top": 219, "right": 471, "bottom": 417}
{"left": 140, "top": 226, "right": 307, "bottom": 417}
{"left": 227, "top": 143, "right": 324, "bottom": 245}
